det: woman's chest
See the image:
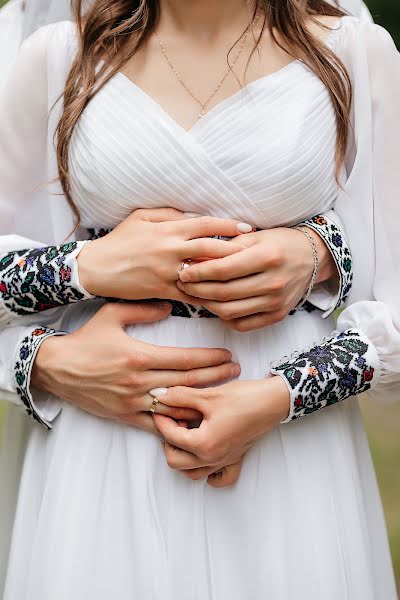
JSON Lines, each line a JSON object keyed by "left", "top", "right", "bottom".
{"left": 69, "top": 62, "right": 339, "bottom": 229}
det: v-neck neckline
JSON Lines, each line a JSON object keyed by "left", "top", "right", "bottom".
{"left": 111, "top": 16, "right": 345, "bottom": 136}
{"left": 115, "top": 59, "right": 302, "bottom": 136}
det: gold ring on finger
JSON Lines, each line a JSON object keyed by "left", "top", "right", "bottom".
{"left": 177, "top": 259, "right": 192, "bottom": 278}
{"left": 149, "top": 397, "right": 159, "bottom": 414}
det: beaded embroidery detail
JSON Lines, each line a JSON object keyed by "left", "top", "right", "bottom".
{"left": 0, "top": 242, "right": 92, "bottom": 320}
{"left": 270, "top": 329, "right": 379, "bottom": 423}
{"left": 14, "top": 327, "right": 66, "bottom": 429}
{"left": 297, "top": 214, "right": 353, "bottom": 313}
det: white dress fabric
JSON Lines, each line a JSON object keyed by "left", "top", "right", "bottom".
{"left": 0, "top": 13, "right": 399, "bottom": 600}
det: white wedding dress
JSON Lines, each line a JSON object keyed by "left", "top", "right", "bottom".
{"left": 0, "top": 14, "right": 399, "bottom": 600}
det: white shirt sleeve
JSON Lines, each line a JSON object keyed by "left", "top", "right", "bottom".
{"left": 270, "top": 20, "right": 400, "bottom": 422}
{"left": 0, "top": 26, "right": 52, "bottom": 235}
{"left": 0, "top": 26, "right": 70, "bottom": 425}
{"left": 335, "top": 21, "right": 400, "bottom": 404}
{"left": 336, "top": 0, "right": 373, "bottom": 22}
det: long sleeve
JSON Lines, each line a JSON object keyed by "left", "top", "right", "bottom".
{"left": 336, "top": 22, "right": 400, "bottom": 403}
{"left": 0, "top": 302, "right": 74, "bottom": 428}
{"left": 0, "top": 23, "right": 81, "bottom": 427}
{"left": 0, "top": 241, "right": 94, "bottom": 325}
{"left": 336, "top": 0, "right": 373, "bottom": 22}
{"left": 270, "top": 20, "right": 400, "bottom": 422}
{"left": 296, "top": 209, "right": 353, "bottom": 317}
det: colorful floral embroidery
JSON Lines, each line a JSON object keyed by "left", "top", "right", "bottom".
{"left": 296, "top": 213, "right": 353, "bottom": 313}
{"left": 270, "top": 329, "right": 379, "bottom": 423}
{"left": 0, "top": 242, "right": 93, "bottom": 320}
{"left": 14, "top": 327, "right": 67, "bottom": 429}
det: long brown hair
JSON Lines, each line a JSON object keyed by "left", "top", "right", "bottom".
{"left": 56, "top": 0, "right": 352, "bottom": 228}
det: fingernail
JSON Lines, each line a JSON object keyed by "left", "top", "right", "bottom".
{"left": 149, "top": 388, "right": 168, "bottom": 398}
{"left": 156, "top": 302, "right": 172, "bottom": 310}
{"left": 184, "top": 212, "right": 202, "bottom": 218}
{"left": 237, "top": 222, "right": 253, "bottom": 234}
{"left": 232, "top": 363, "right": 241, "bottom": 377}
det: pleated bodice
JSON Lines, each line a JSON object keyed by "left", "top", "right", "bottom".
{"left": 69, "top": 60, "right": 339, "bottom": 229}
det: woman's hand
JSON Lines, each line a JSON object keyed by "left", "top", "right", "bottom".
{"left": 172, "top": 421, "right": 246, "bottom": 488}
{"left": 77, "top": 208, "right": 251, "bottom": 302}
{"left": 152, "top": 376, "right": 290, "bottom": 478}
{"left": 188, "top": 457, "right": 245, "bottom": 488}
{"left": 177, "top": 227, "right": 337, "bottom": 331}
{"left": 31, "top": 302, "right": 240, "bottom": 435}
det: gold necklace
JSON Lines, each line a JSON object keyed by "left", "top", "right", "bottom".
{"left": 155, "top": 16, "right": 259, "bottom": 120}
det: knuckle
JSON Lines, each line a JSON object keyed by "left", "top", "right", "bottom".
{"left": 220, "top": 474, "right": 235, "bottom": 487}
{"left": 117, "top": 396, "right": 137, "bottom": 416}
{"left": 166, "top": 451, "right": 179, "bottom": 469}
{"left": 266, "top": 296, "right": 283, "bottom": 311}
{"left": 198, "top": 441, "right": 225, "bottom": 464}
{"left": 166, "top": 456, "right": 177, "bottom": 469}
{"left": 199, "top": 216, "right": 213, "bottom": 230}
{"left": 231, "top": 319, "right": 249, "bottom": 333}
{"left": 129, "top": 351, "right": 151, "bottom": 370}
{"left": 266, "top": 249, "right": 284, "bottom": 267}
{"left": 174, "top": 407, "right": 193, "bottom": 420}
{"left": 181, "top": 370, "right": 198, "bottom": 387}
{"left": 220, "top": 306, "right": 238, "bottom": 320}
{"left": 187, "top": 471, "right": 205, "bottom": 481}
{"left": 177, "top": 351, "right": 192, "bottom": 372}
{"left": 131, "top": 208, "right": 146, "bottom": 219}
{"left": 274, "top": 309, "right": 288, "bottom": 323}
{"left": 123, "top": 371, "right": 144, "bottom": 390}
{"left": 215, "top": 286, "right": 231, "bottom": 302}
{"left": 269, "top": 278, "right": 287, "bottom": 293}
{"left": 214, "top": 266, "right": 229, "bottom": 281}
{"left": 223, "top": 477, "right": 237, "bottom": 488}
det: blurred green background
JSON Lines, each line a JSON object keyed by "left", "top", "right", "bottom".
{"left": 0, "top": 0, "right": 399, "bottom": 593}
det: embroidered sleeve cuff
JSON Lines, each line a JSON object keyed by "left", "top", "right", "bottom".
{"left": 296, "top": 214, "right": 353, "bottom": 318}
{"left": 14, "top": 327, "right": 67, "bottom": 430}
{"left": 269, "top": 329, "right": 380, "bottom": 424}
{"left": 0, "top": 241, "right": 95, "bottom": 323}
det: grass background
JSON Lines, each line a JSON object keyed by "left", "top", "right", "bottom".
{"left": 0, "top": 0, "right": 399, "bottom": 592}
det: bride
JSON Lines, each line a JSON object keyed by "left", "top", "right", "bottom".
{"left": 0, "top": 0, "right": 399, "bottom": 598}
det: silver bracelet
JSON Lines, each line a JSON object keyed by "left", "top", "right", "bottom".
{"left": 292, "top": 226, "right": 319, "bottom": 309}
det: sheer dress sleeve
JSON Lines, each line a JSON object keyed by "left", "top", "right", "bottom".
{"left": 0, "top": 25, "right": 82, "bottom": 427}
{"left": 271, "top": 20, "right": 400, "bottom": 423}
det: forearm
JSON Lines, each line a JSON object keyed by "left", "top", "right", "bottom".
{"left": 0, "top": 241, "right": 94, "bottom": 324}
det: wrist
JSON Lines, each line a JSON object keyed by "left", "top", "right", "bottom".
{"left": 31, "top": 335, "right": 65, "bottom": 394}
{"left": 76, "top": 239, "right": 103, "bottom": 297}
{"left": 303, "top": 226, "right": 337, "bottom": 285}
{"left": 252, "top": 377, "right": 290, "bottom": 428}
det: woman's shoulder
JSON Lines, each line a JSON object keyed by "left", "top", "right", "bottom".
{"left": 333, "top": 15, "right": 398, "bottom": 59}
{"left": 333, "top": 16, "right": 399, "bottom": 100}
{"left": 22, "top": 19, "right": 78, "bottom": 58}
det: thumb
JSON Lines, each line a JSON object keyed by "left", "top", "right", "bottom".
{"left": 97, "top": 302, "right": 172, "bottom": 326}
{"left": 131, "top": 208, "right": 199, "bottom": 223}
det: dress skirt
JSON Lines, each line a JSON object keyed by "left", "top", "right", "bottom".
{"left": 1, "top": 305, "right": 397, "bottom": 600}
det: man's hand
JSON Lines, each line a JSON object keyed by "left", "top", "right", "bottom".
{"left": 32, "top": 302, "right": 240, "bottom": 435}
